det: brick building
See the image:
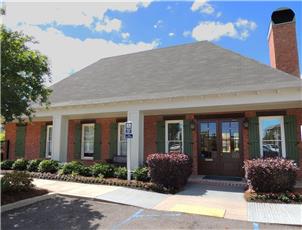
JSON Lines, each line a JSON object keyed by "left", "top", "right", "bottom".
{"left": 4, "top": 8, "right": 302, "bottom": 177}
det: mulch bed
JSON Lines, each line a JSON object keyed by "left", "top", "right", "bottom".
{"left": 1, "top": 188, "right": 49, "bottom": 205}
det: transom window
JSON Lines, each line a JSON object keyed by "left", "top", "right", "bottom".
{"left": 259, "top": 116, "right": 286, "bottom": 158}
{"left": 81, "top": 123, "right": 95, "bottom": 159}
{"left": 165, "top": 120, "right": 183, "bottom": 153}
{"left": 118, "top": 122, "right": 127, "bottom": 156}
{"left": 46, "top": 125, "right": 52, "bottom": 158}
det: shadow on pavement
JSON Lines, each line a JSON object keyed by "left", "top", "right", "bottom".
{"left": 2, "top": 196, "right": 104, "bottom": 230}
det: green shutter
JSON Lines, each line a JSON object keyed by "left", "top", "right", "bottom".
{"left": 284, "top": 115, "right": 299, "bottom": 164}
{"left": 15, "top": 125, "right": 26, "bottom": 158}
{"left": 184, "top": 120, "right": 193, "bottom": 157}
{"left": 109, "top": 122, "right": 118, "bottom": 159}
{"left": 248, "top": 117, "right": 260, "bottom": 159}
{"left": 156, "top": 121, "right": 165, "bottom": 152}
{"left": 94, "top": 123, "right": 101, "bottom": 160}
{"left": 39, "top": 125, "right": 47, "bottom": 158}
{"left": 74, "top": 123, "right": 81, "bottom": 160}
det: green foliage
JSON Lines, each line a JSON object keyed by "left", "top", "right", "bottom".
{"left": 78, "top": 166, "right": 93, "bottom": 177}
{"left": 133, "top": 167, "right": 150, "bottom": 182}
{"left": 91, "top": 163, "right": 114, "bottom": 178}
{"left": 0, "top": 160, "right": 15, "bottom": 170}
{"left": 114, "top": 167, "right": 127, "bottom": 180}
{"left": 27, "top": 159, "right": 42, "bottom": 172}
{"left": 61, "top": 161, "right": 83, "bottom": 175}
{"left": 0, "top": 26, "right": 51, "bottom": 123}
{"left": 38, "top": 160, "right": 59, "bottom": 173}
{"left": 249, "top": 191, "right": 302, "bottom": 203}
{"left": 1, "top": 171, "right": 33, "bottom": 192}
{"left": 12, "top": 158, "right": 28, "bottom": 171}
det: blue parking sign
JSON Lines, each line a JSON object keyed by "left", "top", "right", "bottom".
{"left": 125, "top": 121, "right": 133, "bottom": 138}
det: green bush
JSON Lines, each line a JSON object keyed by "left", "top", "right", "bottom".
{"left": 0, "top": 160, "right": 15, "bottom": 170}
{"left": 114, "top": 167, "right": 127, "bottom": 180}
{"left": 12, "top": 158, "right": 28, "bottom": 171}
{"left": 78, "top": 166, "right": 93, "bottom": 177}
{"left": 27, "top": 159, "right": 42, "bottom": 172}
{"left": 91, "top": 163, "right": 114, "bottom": 178}
{"left": 61, "top": 161, "right": 83, "bottom": 175}
{"left": 133, "top": 167, "right": 150, "bottom": 182}
{"left": 38, "top": 160, "right": 59, "bottom": 173}
{"left": 1, "top": 171, "right": 33, "bottom": 192}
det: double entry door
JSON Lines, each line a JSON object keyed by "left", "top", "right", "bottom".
{"left": 198, "top": 119, "right": 243, "bottom": 177}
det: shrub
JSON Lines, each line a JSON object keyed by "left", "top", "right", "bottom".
{"left": 1, "top": 171, "right": 33, "bottom": 192}
{"left": 78, "top": 166, "right": 93, "bottom": 177}
{"left": 91, "top": 163, "right": 114, "bottom": 178}
{"left": 244, "top": 157, "right": 298, "bottom": 193}
{"left": 27, "top": 159, "right": 42, "bottom": 172}
{"left": 133, "top": 167, "right": 150, "bottom": 182}
{"left": 12, "top": 158, "right": 28, "bottom": 171}
{"left": 0, "top": 160, "right": 15, "bottom": 170}
{"left": 61, "top": 161, "right": 83, "bottom": 175}
{"left": 147, "top": 153, "right": 192, "bottom": 190}
{"left": 38, "top": 160, "right": 59, "bottom": 173}
{"left": 114, "top": 167, "right": 127, "bottom": 180}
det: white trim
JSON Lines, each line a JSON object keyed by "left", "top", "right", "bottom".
{"left": 259, "top": 116, "right": 286, "bottom": 158}
{"left": 45, "top": 125, "right": 53, "bottom": 158}
{"left": 165, "top": 120, "right": 184, "bottom": 153}
{"left": 117, "top": 122, "right": 127, "bottom": 156}
{"left": 81, "top": 123, "right": 95, "bottom": 160}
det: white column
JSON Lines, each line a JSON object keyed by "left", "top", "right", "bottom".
{"left": 52, "top": 114, "right": 68, "bottom": 162}
{"left": 127, "top": 110, "right": 144, "bottom": 169}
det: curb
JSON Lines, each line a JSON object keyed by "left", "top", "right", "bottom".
{"left": 1, "top": 192, "right": 56, "bottom": 213}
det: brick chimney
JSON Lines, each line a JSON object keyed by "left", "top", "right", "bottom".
{"left": 268, "top": 8, "right": 300, "bottom": 77}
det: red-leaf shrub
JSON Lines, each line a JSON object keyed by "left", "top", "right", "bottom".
{"left": 244, "top": 158, "right": 298, "bottom": 192}
{"left": 146, "top": 153, "right": 192, "bottom": 190}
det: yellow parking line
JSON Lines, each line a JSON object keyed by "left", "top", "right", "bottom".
{"left": 170, "top": 204, "right": 225, "bottom": 218}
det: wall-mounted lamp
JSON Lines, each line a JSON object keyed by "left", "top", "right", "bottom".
{"left": 190, "top": 121, "right": 195, "bottom": 130}
{"left": 243, "top": 119, "right": 249, "bottom": 128}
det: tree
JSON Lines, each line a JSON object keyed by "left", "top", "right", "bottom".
{"left": 1, "top": 26, "right": 52, "bottom": 123}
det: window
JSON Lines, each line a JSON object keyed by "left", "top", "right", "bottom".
{"left": 46, "top": 125, "right": 52, "bottom": 158}
{"left": 165, "top": 120, "right": 183, "bottom": 153}
{"left": 259, "top": 116, "right": 285, "bottom": 158}
{"left": 118, "top": 123, "right": 127, "bottom": 156}
{"left": 81, "top": 123, "right": 95, "bottom": 159}
{"left": 200, "top": 122, "right": 217, "bottom": 160}
{"left": 221, "top": 121, "right": 240, "bottom": 154}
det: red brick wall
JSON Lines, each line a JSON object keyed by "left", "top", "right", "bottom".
{"left": 25, "top": 122, "right": 43, "bottom": 160}
{"left": 144, "top": 115, "right": 162, "bottom": 160}
{"left": 269, "top": 22, "right": 300, "bottom": 77}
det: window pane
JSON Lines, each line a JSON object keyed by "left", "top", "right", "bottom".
{"left": 83, "top": 125, "right": 94, "bottom": 156}
{"left": 261, "top": 118, "right": 282, "bottom": 157}
{"left": 200, "top": 122, "right": 217, "bottom": 159}
{"left": 120, "top": 124, "right": 125, "bottom": 141}
{"left": 120, "top": 141, "right": 127, "bottom": 156}
{"left": 168, "top": 123, "right": 182, "bottom": 141}
{"left": 222, "top": 121, "right": 240, "bottom": 153}
{"left": 48, "top": 127, "right": 52, "bottom": 142}
{"left": 168, "top": 141, "right": 182, "bottom": 152}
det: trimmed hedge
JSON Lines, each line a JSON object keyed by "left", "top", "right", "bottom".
{"left": 12, "top": 159, "right": 28, "bottom": 171}
{"left": 27, "top": 159, "right": 42, "bottom": 172}
{"left": 114, "top": 167, "right": 127, "bottom": 180}
{"left": 133, "top": 167, "right": 150, "bottom": 182}
{"left": 147, "top": 153, "right": 192, "bottom": 190}
{"left": 0, "top": 160, "right": 15, "bottom": 170}
{"left": 61, "top": 161, "right": 83, "bottom": 175}
{"left": 244, "top": 157, "right": 298, "bottom": 193}
{"left": 1, "top": 171, "right": 34, "bottom": 192}
{"left": 91, "top": 163, "right": 114, "bottom": 178}
{"left": 38, "top": 160, "right": 59, "bottom": 174}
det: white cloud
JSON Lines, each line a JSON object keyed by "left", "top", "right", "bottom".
{"left": 168, "top": 32, "right": 175, "bottom": 37}
{"left": 216, "top": 12, "right": 222, "bottom": 18}
{"left": 182, "top": 30, "right": 191, "bottom": 37}
{"left": 191, "top": 19, "right": 257, "bottom": 41}
{"left": 4, "top": 2, "right": 151, "bottom": 30}
{"left": 191, "top": 0, "right": 214, "bottom": 15}
{"left": 121, "top": 32, "right": 130, "bottom": 39}
{"left": 153, "top": 20, "right": 163, "bottom": 29}
{"left": 95, "top": 17, "right": 122, "bottom": 32}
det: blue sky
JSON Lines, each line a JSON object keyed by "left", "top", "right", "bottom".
{"left": 4, "top": 1, "right": 302, "bottom": 84}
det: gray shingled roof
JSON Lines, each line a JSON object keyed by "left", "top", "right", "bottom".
{"left": 49, "top": 41, "right": 301, "bottom": 105}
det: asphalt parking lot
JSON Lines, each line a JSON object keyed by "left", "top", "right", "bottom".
{"left": 1, "top": 196, "right": 298, "bottom": 230}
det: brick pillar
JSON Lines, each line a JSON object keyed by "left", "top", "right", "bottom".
{"left": 186, "top": 114, "right": 198, "bottom": 175}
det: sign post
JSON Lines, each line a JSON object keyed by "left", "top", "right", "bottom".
{"left": 125, "top": 121, "right": 133, "bottom": 181}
